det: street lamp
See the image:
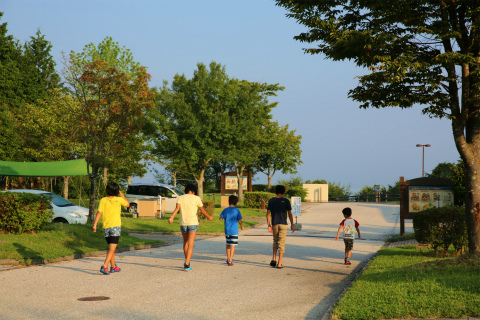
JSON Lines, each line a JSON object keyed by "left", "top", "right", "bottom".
{"left": 416, "top": 144, "right": 431, "bottom": 177}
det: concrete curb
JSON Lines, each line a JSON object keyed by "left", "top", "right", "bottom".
{"left": 0, "top": 242, "right": 165, "bottom": 267}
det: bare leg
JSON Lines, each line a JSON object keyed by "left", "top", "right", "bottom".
{"left": 272, "top": 247, "right": 278, "bottom": 261}
{"left": 278, "top": 252, "right": 284, "bottom": 267}
{"left": 346, "top": 249, "right": 352, "bottom": 260}
{"left": 228, "top": 245, "right": 235, "bottom": 261}
{"left": 182, "top": 231, "right": 196, "bottom": 265}
{"left": 103, "top": 243, "right": 117, "bottom": 268}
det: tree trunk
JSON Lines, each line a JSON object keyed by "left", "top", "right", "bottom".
{"left": 194, "top": 168, "right": 205, "bottom": 199}
{"left": 103, "top": 167, "right": 108, "bottom": 184}
{"left": 464, "top": 161, "right": 480, "bottom": 253}
{"left": 87, "top": 171, "right": 98, "bottom": 225}
{"left": 127, "top": 175, "right": 131, "bottom": 184}
{"left": 62, "top": 176, "right": 70, "bottom": 199}
{"left": 236, "top": 165, "right": 246, "bottom": 202}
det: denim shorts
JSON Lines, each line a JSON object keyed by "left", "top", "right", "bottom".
{"left": 104, "top": 226, "right": 121, "bottom": 237}
{"left": 180, "top": 225, "right": 198, "bottom": 233}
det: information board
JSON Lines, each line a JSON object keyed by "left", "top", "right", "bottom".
{"left": 225, "top": 176, "right": 248, "bottom": 190}
{"left": 408, "top": 186, "right": 454, "bottom": 213}
{"left": 291, "top": 196, "right": 301, "bottom": 216}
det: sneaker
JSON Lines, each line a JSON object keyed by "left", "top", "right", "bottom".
{"left": 227, "top": 260, "right": 234, "bottom": 266}
{"left": 110, "top": 265, "right": 121, "bottom": 273}
{"left": 184, "top": 263, "right": 192, "bottom": 271}
{"left": 345, "top": 260, "right": 351, "bottom": 265}
{"left": 100, "top": 266, "right": 110, "bottom": 275}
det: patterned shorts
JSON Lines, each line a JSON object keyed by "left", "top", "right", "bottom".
{"left": 104, "top": 226, "right": 121, "bottom": 238}
{"left": 344, "top": 238, "right": 354, "bottom": 251}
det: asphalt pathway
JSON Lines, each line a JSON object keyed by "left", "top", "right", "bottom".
{"left": 0, "top": 202, "right": 412, "bottom": 320}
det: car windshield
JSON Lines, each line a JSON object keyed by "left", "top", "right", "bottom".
{"left": 45, "top": 193, "right": 75, "bottom": 207}
{"left": 172, "top": 187, "right": 185, "bottom": 196}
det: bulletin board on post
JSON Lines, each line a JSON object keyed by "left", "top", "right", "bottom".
{"left": 399, "top": 176, "right": 454, "bottom": 235}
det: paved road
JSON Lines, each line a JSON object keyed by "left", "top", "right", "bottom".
{"left": 0, "top": 202, "right": 412, "bottom": 320}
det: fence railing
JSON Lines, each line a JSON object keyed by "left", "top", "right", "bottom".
{"left": 328, "top": 194, "right": 400, "bottom": 203}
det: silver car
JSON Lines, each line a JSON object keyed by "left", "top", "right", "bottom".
{"left": 3, "top": 189, "right": 88, "bottom": 224}
{"left": 125, "top": 183, "right": 185, "bottom": 214}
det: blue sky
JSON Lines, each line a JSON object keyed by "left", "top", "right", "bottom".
{"left": 2, "top": 0, "right": 459, "bottom": 192}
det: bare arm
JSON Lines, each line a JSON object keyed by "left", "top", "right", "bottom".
{"left": 356, "top": 226, "right": 361, "bottom": 239}
{"left": 93, "top": 211, "right": 102, "bottom": 232}
{"left": 334, "top": 226, "right": 342, "bottom": 241}
{"left": 239, "top": 219, "right": 244, "bottom": 230}
{"left": 287, "top": 210, "right": 295, "bottom": 233}
{"left": 199, "top": 206, "right": 214, "bottom": 221}
{"left": 168, "top": 203, "right": 180, "bottom": 224}
{"left": 119, "top": 190, "right": 130, "bottom": 207}
{"left": 266, "top": 210, "right": 272, "bottom": 232}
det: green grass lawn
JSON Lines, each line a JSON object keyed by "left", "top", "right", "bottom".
{"left": 0, "top": 223, "right": 160, "bottom": 262}
{"left": 0, "top": 206, "right": 262, "bottom": 262}
{"left": 332, "top": 245, "right": 480, "bottom": 320}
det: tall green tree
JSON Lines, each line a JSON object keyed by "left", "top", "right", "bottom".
{"left": 255, "top": 121, "right": 303, "bottom": 189}
{"left": 224, "top": 80, "right": 284, "bottom": 201}
{"left": 276, "top": 0, "right": 480, "bottom": 252}
{"left": 151, "top": 62, "right": 283, "bottom": 199}
{"left": 63, "top": 58, "right": 155, "bottom": 222}
{"left": 428, "top": 161, "right": 465, "bottom": 205}
{"left": 66, "top": 36, "right": 151, "bottom": 184}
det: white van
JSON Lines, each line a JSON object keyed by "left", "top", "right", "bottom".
{"left": 125, "top": 183, "right": 184, "bottom": 214}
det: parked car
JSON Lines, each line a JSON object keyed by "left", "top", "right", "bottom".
{"left": 126, "top": 183, "right": 185, "bottom": 214}
{"left": 3, "top": 189, "right": 88, "bottom": 224}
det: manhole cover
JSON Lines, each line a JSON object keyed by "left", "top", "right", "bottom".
{"left": 78, "top": 296, "right": 110, "bottom": 301}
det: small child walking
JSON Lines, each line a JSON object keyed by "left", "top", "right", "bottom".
{"left": 219, "top": 195, "right": 244, "bottom": 266}
{"left": 334, "top": 207, "right": 361, "bottom": 265}
{"left": 93, "top": 181, "right": 130, "bottom": 275}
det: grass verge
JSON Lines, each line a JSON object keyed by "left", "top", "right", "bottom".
{"left": 0, "top": 223, "right": 160, "bottom": 262}
{"left": 0, "top": 207, "right": 262, "bottom": 262}
{"left": 331, "top": 245, "right": 480, "bottom": 320}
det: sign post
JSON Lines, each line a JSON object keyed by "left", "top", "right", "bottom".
{"left": 291, "top": 196, "right": 302, "bottom": 231}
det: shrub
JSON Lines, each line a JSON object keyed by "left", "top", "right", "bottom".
{"left": 286, "top": 186, "right": 308, "bottom": 201}
{"left": 0, "top": 193, "right": 53, "bottom": 234}
{"left": 244, "top": 192, "right": 276, "bottom": 208}
{"left": 198, "top": 200, "right": 215, "bottom": 220}
{"left": 412, "top": 206, "right": 468, "bottom": 255}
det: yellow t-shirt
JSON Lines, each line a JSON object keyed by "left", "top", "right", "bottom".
{"left": 178, "top": 194, "right": 203, "bottom": 226}
{"left": 98, "top": 196, "right": 129, "bottom": 229}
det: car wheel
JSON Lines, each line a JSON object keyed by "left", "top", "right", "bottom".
{"left": 53, "top": 218, "right": 69, "bottom": 224}
{"left": 128, "top": 204, "right": 137, "bottom": 213}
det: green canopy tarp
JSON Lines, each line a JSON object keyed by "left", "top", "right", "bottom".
{"left": 0, "top": 159, "right": 90, "bottom": 176}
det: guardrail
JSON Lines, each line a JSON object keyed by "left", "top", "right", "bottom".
{"left": 328, "top": 194, "right": 400, "bottom": 202}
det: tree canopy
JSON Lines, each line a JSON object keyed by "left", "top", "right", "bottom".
{"left": 275, "top": 0, "right": 480, "bottom": 252}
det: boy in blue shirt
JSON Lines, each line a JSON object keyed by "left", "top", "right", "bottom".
{"left": 219, "top": 195, "right": 244, "bottom": 266}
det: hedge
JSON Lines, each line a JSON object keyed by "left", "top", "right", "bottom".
{"left": 412, "top": 206, "right": 468, "bottom": 255}
{"left": 244, "top": 192, "right": 276, "bottom": 208}
{"left": 198, "top": 200, "right": 215, "bottom": 220}
{"left": 0, "top": 193, "right": 53, "bottom": 234}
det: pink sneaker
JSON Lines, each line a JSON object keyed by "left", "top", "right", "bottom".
{"left": 100, "top": 266, "right": 110, "bottom": 275}
{"left": 110, "top": 265, "right": 121, "bottom": 273}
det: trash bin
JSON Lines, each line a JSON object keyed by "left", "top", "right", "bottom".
{"left": 137, "top": 199, "right": 160, "bottom": 218}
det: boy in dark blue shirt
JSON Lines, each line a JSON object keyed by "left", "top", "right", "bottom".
{"left": 266, "top": 185, "right": 294, "bottom": 268}
{"left": 219, "top": 195, "right": 244, "bottom": 266}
